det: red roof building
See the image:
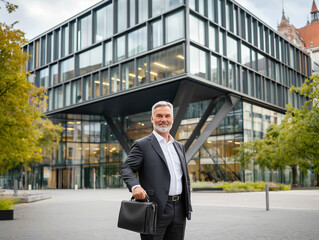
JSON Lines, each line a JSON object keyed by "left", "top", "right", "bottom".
{"left": 278, "top": 0, "right": 319, "bottom": 73}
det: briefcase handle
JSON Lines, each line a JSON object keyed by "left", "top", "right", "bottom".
{"left": 131, "top": 194, "right": 150, "bottom": 202}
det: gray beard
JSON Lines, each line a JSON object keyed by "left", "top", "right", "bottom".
{"left": 153, "top": 123, "right": 172, "bottom": 133}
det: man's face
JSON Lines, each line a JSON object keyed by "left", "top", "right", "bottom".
{"left": 151, "top": 106, "right": 174, "bottom": 133}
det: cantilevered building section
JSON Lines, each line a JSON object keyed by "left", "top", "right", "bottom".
{"left": 12, "top": 0, "right": 311, "bottom": 189}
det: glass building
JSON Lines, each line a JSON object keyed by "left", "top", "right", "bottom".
{"left": 2, "top": 0, "right": 313, "bottom": 189}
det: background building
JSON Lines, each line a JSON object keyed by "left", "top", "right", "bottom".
{"left": 1, "top": 0, "right": 313, "bottom": 189}
{"left": 278, "top": 0, "right": 319, "bottom": 74}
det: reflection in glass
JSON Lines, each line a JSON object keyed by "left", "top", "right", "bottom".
{"left": 122, "top": 61, "right": 135, "bottom": 90}
{"left": 104, "top": 41, "right": 112, "bottom": 66}
{"left": 78, "top": 14, "right": 92, "bottom": 50}
{"left": 79, "top": 45, "right": 102, "bottom": 75}
{"left": 165, "top": 11, "right": 184, "bottom": 43}
{"left": 72, "top": 79, "right": 82, "bottom": 104}
{"left": 190, "top": 14, "right": 205, "bottom": 45}
{"left": 211, "top": 55, "right": 219, "bottom": 83}
{"left": 137, "top": 57, "right": 147, "bottom": 85}
{"left": 111, "top": 66, "right": 120, "bottom": 93}
{"left": 128, "top": 26, "right": 147, "bottom": 57}
{"left": 117, "top": 0, "right": 127, "bottom": 33}
{"left": 129, "top": 0, "right": 136, "bottom": 27}
{"left": 60, "top": 57, "right": 74, "bottom": 82}
{"left": 152, "top": 0, "right": 183, "bottom": 17}
{"left": 65, "top": 83, "right": 71, "bottom": 106}
{"left": 150, "top": 50, "right": 166, "bottom": 81}
{"left": 138, "top": 0, "right": 148, "bottom": 23}
{"left": 54, "top": 86, "right": 63, "bottom": 109}
{"left": 93, "top": 73, "right": 100, "bottom": 98}
{"left": 226, "top": 35, "right": 238, "bottom": 62}
{"left": 94, "top": 4, "right": 113, "bottom": 42}
{"left": 115, "top": 35, "right": 125, "bottom": 62}
{"left": 241, "top": 43, "right": 250, "bottom": 67}
{"left": 102, "top": 70, "right": 109, "bottom": 95}
{"left": 62, "top": 25, "right": 69, "bottom": 57}
{"left": 167, "top": 45, "right": 184, "bottom": 77}
{"left": 151, "top": 19, "right": 162, "bottom": 49}
{"left": 84, "top": 76, "right": 92, "bottom": 101}
{"left": 39, "top": 68, "right": 49, "bottom": 88}
{"left": 190, "top": 46, "right": 207, "bottom": 79}
{"left": 70, "top": 21, "right": 76, "bottom": 53}
{"left": 209, "top": 25, "right": 216, "bottom": 51}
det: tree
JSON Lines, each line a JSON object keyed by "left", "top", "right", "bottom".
{"left": 0, "top": 7, "right": 62, "bottom": 179}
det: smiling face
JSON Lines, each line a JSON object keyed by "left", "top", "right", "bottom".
{"left": 151, "top": 105, "right": 174, "bottom": 134}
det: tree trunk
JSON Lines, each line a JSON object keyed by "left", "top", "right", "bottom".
{"left": 24, "top": 165, "right": 28, "bottom": 190}
{"left": 292, "top": 165, "right": 297, "bottom": 187}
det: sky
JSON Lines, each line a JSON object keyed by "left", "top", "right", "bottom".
{"left": 0, "top": 0, "right": 317, "bottom": 41}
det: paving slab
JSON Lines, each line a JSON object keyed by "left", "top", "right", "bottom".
{"left": 0, "top": 189, "right": 318, "bottom": 240}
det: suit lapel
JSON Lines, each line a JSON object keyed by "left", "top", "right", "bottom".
{"left": 148, "top": 133, "right": 168, "bottom": 167}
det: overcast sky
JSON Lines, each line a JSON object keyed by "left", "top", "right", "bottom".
{"left": 1, "top": 0, "right": 316, "bottom": 40}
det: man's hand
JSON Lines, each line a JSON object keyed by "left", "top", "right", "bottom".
{"left": 132, "top": 186, "right": 147, "bottom": 200}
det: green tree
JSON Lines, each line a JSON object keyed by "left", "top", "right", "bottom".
{"left": 0, "top": 7, "right": 62, "bottom": 180}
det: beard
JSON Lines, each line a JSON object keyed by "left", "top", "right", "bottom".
{"left": 153, "top": 122, "right": 172, "bottom": 133}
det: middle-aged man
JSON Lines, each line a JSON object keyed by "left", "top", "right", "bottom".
{"left": 120, "top": 101, "right": 192, "bottom": 240}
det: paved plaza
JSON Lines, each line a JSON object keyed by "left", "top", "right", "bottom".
{"left": 0, "top": 189, "right": 318, "bottom": 240}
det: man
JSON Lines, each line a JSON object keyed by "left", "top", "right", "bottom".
{"left": 120, "top": 101, "right": 192, "bottom": 240}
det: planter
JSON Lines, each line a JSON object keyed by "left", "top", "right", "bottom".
{"left": 192, "top": 187, "right": 224, "bottom": 192}
{"left": 0, "top": 210, "right": 14, "bottom": 220}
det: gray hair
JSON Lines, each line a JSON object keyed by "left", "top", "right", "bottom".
{"left": 151, "top": 101, "right": 173, "bottom": 117}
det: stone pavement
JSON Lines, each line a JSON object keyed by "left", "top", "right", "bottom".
{"left": 0, "top": 189, "right": 318, "bottom": 240}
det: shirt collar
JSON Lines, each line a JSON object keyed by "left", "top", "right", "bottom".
{"left": 153, "top": 130, "right": 174, "bottom": 144}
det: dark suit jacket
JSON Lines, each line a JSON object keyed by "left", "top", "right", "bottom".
{"left": 120, "top": 133, "right": 192, "bottom": 220}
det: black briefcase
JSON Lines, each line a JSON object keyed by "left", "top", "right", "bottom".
{"left": 117, "top": 196, "right": 157, "bottom": 235}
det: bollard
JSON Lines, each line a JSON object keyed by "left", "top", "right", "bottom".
{"left": 265, "top": 184, "right": 269, "bottom": 211}
{"left": 14, "top": 179, "right": 18, "bottom": 196}
{"left": 75, "top": 184, "right": 78, "bottom": 190}
{"left": 28, "top": 184, "right": 32, "bottom": 191}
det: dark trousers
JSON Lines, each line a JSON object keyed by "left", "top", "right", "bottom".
{"left": 141, "top": 199, "right": 186, "bottom": 240}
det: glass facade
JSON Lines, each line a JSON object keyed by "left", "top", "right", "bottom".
{"left": 15, "top": 0, "right": 313, "bottom": 189}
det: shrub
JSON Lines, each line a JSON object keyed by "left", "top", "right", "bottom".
{"left": 0, "top": 198, "right": 20, "bottom": 210}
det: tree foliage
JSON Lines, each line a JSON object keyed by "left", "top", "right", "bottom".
{"left": 235, "top": 74, "right": 319, "bottom": 184}
{"left": 0, "top": 22, "right": 62, "bottom": 174}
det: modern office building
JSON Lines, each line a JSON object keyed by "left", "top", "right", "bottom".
{"left": 1, "top": 0, "right": 314, "bottom": 189}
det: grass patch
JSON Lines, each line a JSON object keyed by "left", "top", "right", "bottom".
{"left": 0, "top": 198, "right": 21, "bottom": 210}
{"left": 191, "top": 181, "right": 291, "bottom": 192}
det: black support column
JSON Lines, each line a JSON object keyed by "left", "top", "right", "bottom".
{"left": 185, "top": 95, "right": 240, "bottom": 162}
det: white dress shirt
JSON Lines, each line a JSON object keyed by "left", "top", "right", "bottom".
{"left": 153, "top": 131, "right": 183, "bottom": 196}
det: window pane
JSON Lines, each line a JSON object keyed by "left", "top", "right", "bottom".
{"left": 115, "top": 35, "right": 125, "bottom": 62}
{"left": 208, "top": 0, "right": 216, "bottom": 22}
{"left": 60, "top": 57, "right": 74, "bottom": 82}
{"left": 70, "top": 21, "right": 76, "bottom": 53}
{"left": 79, "top": 45, "right": 102, "bottom": 75}
{"left": 78, "top": 14, "right": 92, "bottom": 50}
{"left": 167, "top": 44, "right": 184, "bottom": 77}
{"left": 95, "top": 6, "right": 108, "bottom": 42}
{"left": 39, "top": 67, "right": 49, "bottom": 88}
{"left": 65, "top": 83, "right": 71, "bottom": 106}
{"left": 226, "top": 35, "right": 238, "bottom": 62}
{"left": 72, "top": 79, "right": 82, "bottom": 104}
{"left": 190, "top": 46, "right": 207, "bottom": 79}
{"left": 138, "top": 0, "right": 148, "bottom": 23}
{"left": 111, "top": 66, "right": 120, "bottom": 93}
{"left": 84, "top": 76, "right": 92, "bottom": 101}
{"left": 241, "top": 43, "right": 250, "bottom": 67}
{"left": 165, "top": 11, "right": 184, "bottom": 43}
{"left": 229, "top": 62, "right": 235, "bottom": 89}
{"left": 54, "top": 30, "right": 60, "bottom": 60}
{"left": 219, "top": 30, "right": 225, "bottom": 55}
{"left": 209, "top": 25, "right": 216, "bottom": 51}
{"left": 50, "top": 63, "right": 58, "bottom": 86}
{"left": 54, "top": 86, "right": 63, "bottom": 109}
{"left": 190, "top": 15, "right": 205, "bottom": 45}
{"left": 104, "top": 41, "right": 112, "bottom": 66}
{"left": 129, "top": 0, "right": 136, "bottom": 27}
{"left": 122, "top": 61, "right": 135, "bottom": 90}
{"left": 128, "top": 26, "right": 147, "bottom": 57}
{"left": 40, "top": 37, "right": 46, "bottom": 66}
{"left": 62, "top": 25, "right": 69, "bottom": 57}
{"left": 150, "top": 50, "right": 166, "bottom": 81}
{"left": 211, "top": 55, "right": 219, "bottom": 83}
{"left": 102, "top": 70, "right": 109, "bottom": 95}
{"left": 151, "top": 19, "right": 163, "bottom": 49}
{"left": 117, "top": 0, "right": 127, "bottom": 33}
{"left": 137, "top": 57, "right": 147, "bottom": 85}
{"left": 257, "top": 53, "right": 266, "bottom": 76}
{"left": 93, "top": 73, "right": 100, "bottom": 98}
